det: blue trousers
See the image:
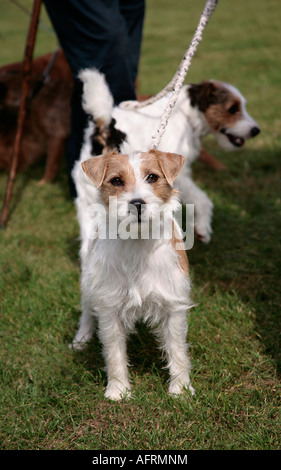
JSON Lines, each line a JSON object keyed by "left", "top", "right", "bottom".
{"left": 43, "top": 0, "right": 145, "bottom": 196}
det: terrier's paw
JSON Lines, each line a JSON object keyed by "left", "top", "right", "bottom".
{"left": 169, "top": 379, "right": 195, "bottom": 397}
{"left": 105, "top": 381, "right": 131, "bottom": 401}
{"left": 194, "top": 197, "right": 213, "bottom": 243}
{"left": 195, "top": 221, "right": 212, "bottom": 244}
{"left": 68, "top": 339, "right": 89, "bottom": 351}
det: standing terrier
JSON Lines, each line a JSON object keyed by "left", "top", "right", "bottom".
{"left": 70, "top": 149, "right": 195, "bottom": 401}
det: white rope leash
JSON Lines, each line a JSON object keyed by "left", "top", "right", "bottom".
{"left": 121, "top": 0, "right": 219, "bottom": 149}
{"left": 151, "top": 0, "right": 218, "bottom": 149}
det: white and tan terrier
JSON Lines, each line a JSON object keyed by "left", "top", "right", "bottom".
{"left": 70, "top": 149, "right": 195, "bottom": 401}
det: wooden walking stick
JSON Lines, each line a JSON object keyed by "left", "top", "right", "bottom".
{"left": 0, "top": 0, "right": 42, "bottom": 227}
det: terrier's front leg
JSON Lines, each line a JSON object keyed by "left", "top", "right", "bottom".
{"left": 159, "top": 310, "right": 195, "bottom": 396}
{"left": 70, "top": 302, "right": 96, "bottom": 351}
{"left": 98, "top": 314, "right": 131, "bottom": 400}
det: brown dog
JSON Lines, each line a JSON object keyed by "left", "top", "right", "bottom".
{"left": 0, "top": 50, "right": 72, "bottom": 183}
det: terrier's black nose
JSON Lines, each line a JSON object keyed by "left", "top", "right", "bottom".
{"left": 129, "top": 199, "right": 146, "bottom": 221}
{"left": 250, "top": 126, "right": 260, "bottom": 137}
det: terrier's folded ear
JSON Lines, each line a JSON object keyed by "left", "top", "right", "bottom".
{"left": 81, "top": 150, "right": 118, "bottom": 188}
{"left": 149, "top": 149, "right": 184, "bottom": 186}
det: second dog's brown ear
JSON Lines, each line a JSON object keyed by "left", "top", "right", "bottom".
{"left": 81, "top": 151, "right": 117, "bottom": 188}
{"left": 188, "top": 81, "right": 217, "bottom": 112}
{"left": 150, "top": 149, "right": 184, "bottom": 186}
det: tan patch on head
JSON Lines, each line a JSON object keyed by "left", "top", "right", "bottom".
{"left": 205, "top": 101, "right": 242, "bottom": 132}
{"left": 189, "top": 81, "right": 243, "bottom": 133}
{"left": 140, "top": 149, "right": 184, "bottom": 202}
{"left": 203, "top": 82, "right": 243, "bottom": 132}
{"left": 81, "top": 150, "right": 117, "bottom": 188}
{"left": 149, "top": 149, "right": 184, "bottom": 185}
{"left": 81, "top": 150, "right": 136, "bottom": 206}
{"left": 82, "top": 149, "right": 185, "bottom": 207}
{"left": 100, "top": 153, "right": 136, "bottom": 206}
{"left": 139, "top": 151, "right": 173, "bottom": 202}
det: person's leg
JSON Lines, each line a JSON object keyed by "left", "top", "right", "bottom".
{"left": 119, "top": 0, "right": 146, "bottom": 86}
{"left": 43, "top": 0, "right": 145, "bottom": 197}
{"left": 43, "top": 0, "right": 142, "bottom": 102}
{"left": 66, "top": 78, "right": 87, "bottom": 197}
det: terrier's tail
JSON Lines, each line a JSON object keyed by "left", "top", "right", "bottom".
{"left": 78, "top": 68, "right": 114, "bottom": 128}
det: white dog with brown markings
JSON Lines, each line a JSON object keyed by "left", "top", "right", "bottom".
{"left": 71, "top": 149, "right": 195, "bottom": 401}
{"left": 74, "top": 70, "right": 260, "bottom": 245}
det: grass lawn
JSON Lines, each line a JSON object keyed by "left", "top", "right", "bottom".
{"left": 1, "top": 0, "right": 281, "bottom": 450}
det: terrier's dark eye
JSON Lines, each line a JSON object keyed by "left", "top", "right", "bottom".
{"left": 146, "top": 173, "right": 159, "bottom": 184}
{"left": 110, "top": 177, "right": 124, "bottom": 186}
{"left": 228, "top": 103, "right": 239, "bottom": 115}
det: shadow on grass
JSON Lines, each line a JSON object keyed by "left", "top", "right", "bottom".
{"left": 68, "top": 322, "right": 169, "bottom": 390}
{"left": 189, "top": 146, "right": 281, "bottom": 373}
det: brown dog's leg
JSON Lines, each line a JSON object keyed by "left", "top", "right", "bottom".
{"left": 199, "top": 148, "right": 227, "bottom": 171}
{"left": 39, "top": 138, "right": 65, "bottom": 184}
